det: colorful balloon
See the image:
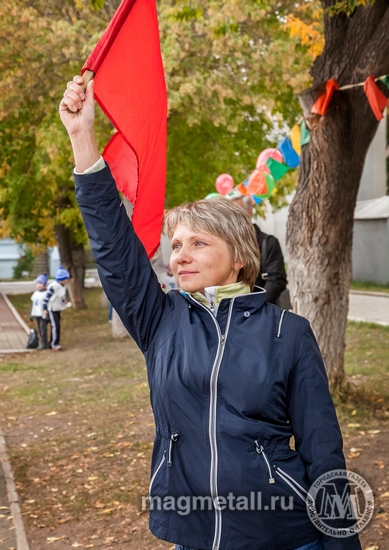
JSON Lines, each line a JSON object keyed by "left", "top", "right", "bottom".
{"left": 215, "top": 174, "right": 234, "bottom": 196}
{"left": 256, "top": 148, "right": 283, "bottom": 169}
{"left": 205, "top": 192, "right": 221, "bottom": 200}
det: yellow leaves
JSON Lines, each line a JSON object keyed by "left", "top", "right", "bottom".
{"left": 58, "top": 516, "right": 72, "bottom": 524}
{"left": 94, "top": 501, "right": 105, "bottom": 509}
{"left": 47, "top": 535, "right": 66, "bottom": 543}
{"left": 282, "top": 15, "right": 324, "bottom": 59}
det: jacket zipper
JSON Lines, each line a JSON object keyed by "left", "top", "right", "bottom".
{"left": 149, "top": 450, "right": 166, "bottom": 496}
{"left": 167, "top": 433, "right": 179, "bottom": 467}
{"left": 190, "top": 295, "right": 235, "bottom": 550}
{"left": 275, "top": 467, "right": 315, "bottom": 510}
{"left": 255, "top": 442, "right": 275, "bottom": 483}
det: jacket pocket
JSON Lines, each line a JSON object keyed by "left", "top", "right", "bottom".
{"left": 275, "top": 466, "right": 315, "bottom": 511}
{"left": 149, "top": 449, "right": 167, "bottom": 496}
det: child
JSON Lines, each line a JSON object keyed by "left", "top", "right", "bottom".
{"left": 30, "top": 273, "right": 49, "bottom": 350}
{"left": 42, "top": 266, "right": 71, "bottom": 350}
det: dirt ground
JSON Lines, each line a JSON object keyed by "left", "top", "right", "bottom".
{"left": 0, "top": 290, "right": 388, "bottom": 550}
{"left": 345, "top": 429, "right": 389, "bottom": 549}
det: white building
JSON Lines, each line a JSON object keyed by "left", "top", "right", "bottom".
{"left": 0, "top": 242, "right": 60, "bottom": 279}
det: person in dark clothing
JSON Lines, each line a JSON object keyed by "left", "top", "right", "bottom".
{"left": 228, "top": 192, "right": 287, "bottom": 304}
{"left": 59, "top": 74, "right": 362, "bottom": 550}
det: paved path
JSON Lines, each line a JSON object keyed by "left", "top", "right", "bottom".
{"left": 348, "top": 290, "right": 389, "bottom": 326}
{"left": 0, "top": 294, "right": 30, "bottom": 353}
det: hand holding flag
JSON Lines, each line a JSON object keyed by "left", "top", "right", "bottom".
{"left": 59, "top": 76, "right": 100, "bottom": 173}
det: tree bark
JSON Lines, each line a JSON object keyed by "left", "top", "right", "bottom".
{"left": 286, "top": 0, "right": 389, "bottom": 384}
{"left": 111, "top": 309, "right": 130, "bottom": 338}
{"left": 70, "top": 242, "right": 86, "bottom": 292}
{"left": 54, "top": 224, "right": 87, "bottom": 309}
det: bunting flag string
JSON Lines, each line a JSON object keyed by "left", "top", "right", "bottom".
{"left": 207, "top": 118, "right": 310, "bottom": 204}
{"left": 299, "top": 74, "right": 389, "bottom": 120}
{"left": 206, "top": 73, "right": 389, "bottom": 205}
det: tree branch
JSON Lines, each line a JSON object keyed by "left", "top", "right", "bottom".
{"left": 312, "top": 0, "right": 389, "bottom": 85}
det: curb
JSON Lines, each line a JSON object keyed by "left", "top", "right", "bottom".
{"left": 348, "top": 316, "right": 389, "bottom": 327}
{"left": 349, "top": 289, "right": 389, "bottom": 298}
{"left": 0, "top": 425, "right": 29, "bottom": 550}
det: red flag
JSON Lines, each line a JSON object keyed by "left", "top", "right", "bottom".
{"left": 311, "top": 78, "right": 339, "bottom": 116}
{"left": 82, "top": 0, "right": 167, "bottom": 258}
{"left": 364, "top": 76, "right": 388, "bottom": 121}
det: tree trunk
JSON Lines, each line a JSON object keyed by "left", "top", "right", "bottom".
{"left": 70, "top": 242, "right": 86, "bottom": 291}
{"left": 55, "top": 224, "right": 87, "bottom": 309}
{"left": 111, "top": 309, "right": 130, "bottom": 338}
{"left": 100, "top": 290, "right": 110, "bottom": 308}
{"left": 286, "top": 111, "right": 377, "bottom": 384}
{"left": 286, "top": 0, "right": 389, "bottom": 384}
{"left": 31, "top": 250, "right": 49, "bottom": 278}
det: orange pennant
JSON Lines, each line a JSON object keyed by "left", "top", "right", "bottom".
{"left": 237, "top": 183, "right": 249, "bottom": 196}
{"left": 246, "top": 169, "right": 268, "bottom": 196}
{"left": 311, "top": 78, "right": 339, "bottom": 116}
{"left": 364, "top": 76, "right": 388, "bottom": 121}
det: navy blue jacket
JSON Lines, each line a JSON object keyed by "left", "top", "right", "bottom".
{"left": 75, "top": 165, "right": 361, "bottom": 550}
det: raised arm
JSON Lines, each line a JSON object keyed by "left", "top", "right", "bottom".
{"left": 59, "top": 77, "right": 168, "bottom": 352}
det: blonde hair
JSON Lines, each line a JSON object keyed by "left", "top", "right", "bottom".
{"left": 165, "top": 198, "right": 260, "bottom": 289}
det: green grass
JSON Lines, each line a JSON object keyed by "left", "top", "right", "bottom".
{"left": 350, "top": 280, "right": 389, "bottom": 293}
{"left": 332, "top": 321, "right": 389, "bottom": 430}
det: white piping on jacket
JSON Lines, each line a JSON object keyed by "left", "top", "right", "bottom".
{"left": 187, "top": 289, "right": 265, "bottom": 549}
{"left": 277, "top": 309, "right": 286, "bottom": 338}
{"left": 189, "top": 295, "right": 235, "bottom": 550}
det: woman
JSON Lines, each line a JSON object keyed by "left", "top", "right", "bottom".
{"left": 60, "top": 76, "right": 361, "bottom": 550}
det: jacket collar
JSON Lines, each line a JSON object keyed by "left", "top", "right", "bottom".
{"left": 190, "top": 282, "right": 250, "bottom": 312}
{"left": 181, "top": 283, "right": 267, "bottom": 313}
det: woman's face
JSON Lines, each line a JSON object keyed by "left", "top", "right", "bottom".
{"left": 170, "top": 224, "right": 244, "bottom": 293}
